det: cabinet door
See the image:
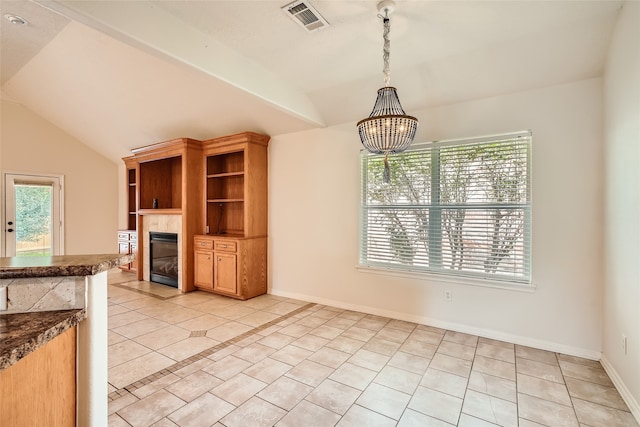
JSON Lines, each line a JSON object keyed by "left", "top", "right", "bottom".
{"left": 118, "top": 242, "right": 131, "bottom": 270}
{"left": 194, "top": 250, "right": 214, "bottom": 289}
{"left": 129, "top": 243, "right": 138, "bottom": 271}
{"left": 118, "top": 242, "right": 130, "bottom": 255}
{"left": 214, "top": 253, "right": 237, "bottom": 295}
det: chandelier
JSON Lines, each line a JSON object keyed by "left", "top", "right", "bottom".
{"left": 357, "top": 0, "right": 418, "bottom": 182}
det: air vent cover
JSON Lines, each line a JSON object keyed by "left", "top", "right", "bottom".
{"left": 282, "top": 0, "right": 329, "bottom": 32}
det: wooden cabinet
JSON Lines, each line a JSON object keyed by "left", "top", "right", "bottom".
{"left": 117, "top": 230, "right": 137, "bottom": 272}
{"left": 0, "top": 326, "right": 76, "bottom": 427}
{"left": 214, "top": 251, "right": 237, "bottom": 294}
{"left": 194, "top": 132, "right": 268, "bottom": 299}
{"left": 122, "top": 138, "right": 204, "bottom": 292}
{"left": 193, "top": 235, "right": 266, "bottom": 299}
{"left": 122, "top": 132, "right": 267, "bottom": 296}
{"left": 194, "top": 238, "right": 214, "bottom": 289}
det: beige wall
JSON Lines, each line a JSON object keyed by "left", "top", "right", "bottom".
{"left": 1, "top": 100, "right": 118, "bottom": 255}
{"left": 602, "top": 1, "right": 640, "bottom": 419}
{"left": 270, "top": 78, "right": 604, "bottom": 358}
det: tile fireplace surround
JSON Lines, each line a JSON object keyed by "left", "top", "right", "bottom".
{"left": 141, "top": 214, "right": 183, "bottom": 291}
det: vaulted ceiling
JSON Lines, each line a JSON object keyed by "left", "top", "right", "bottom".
{"left": 0, "top": 0, "right": 622, "bottom": 163}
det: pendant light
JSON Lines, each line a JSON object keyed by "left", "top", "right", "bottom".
{"left": 357, "top": 0, "right": 418, "bottom": 182}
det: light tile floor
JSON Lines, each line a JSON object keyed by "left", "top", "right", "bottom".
{"left": 107, "top": 271, "right": 639, "bottom": 427}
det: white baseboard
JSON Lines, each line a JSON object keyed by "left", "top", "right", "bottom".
{"left": 600, "top": 355, "right": 640, "bottom": 424}
{"left": 270, "top": 288, "right": 602, "bottom": 360}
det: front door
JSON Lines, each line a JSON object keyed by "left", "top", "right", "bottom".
{"left": 3, "top": 173, "right": 64, "bottom": 257}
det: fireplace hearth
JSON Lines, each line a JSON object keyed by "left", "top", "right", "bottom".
{"left": 149, "top": 232, "right": 178, "bottom": 287}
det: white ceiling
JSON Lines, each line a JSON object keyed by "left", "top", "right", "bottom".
{"left": 0, "top": 0, "right": 622, "bottom": 163}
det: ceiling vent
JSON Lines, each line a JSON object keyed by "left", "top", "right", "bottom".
{"left": 281, "top": 0, "right": 329, "bottom": 32}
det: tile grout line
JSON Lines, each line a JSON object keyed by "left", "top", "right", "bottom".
{"left": 108, "top": 302, "right": 317, "bottom": 402}
{"left": 108, "top": 282, "right": 636, "bottom": 426}
{"left": 109, "top": 281, "right": 183, "bottom": 301}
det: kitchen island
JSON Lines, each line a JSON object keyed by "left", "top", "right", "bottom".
{"left": 0, "top": 254, "right": 134, "bottom": 427}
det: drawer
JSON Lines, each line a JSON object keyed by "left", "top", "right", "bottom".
{"left": 117, "top": 232, "right": 130, "bottom": 241}
{"left": 129, "top": 233, "right": 137, "bottom": 241}
{"left": 214, "top": 241, "right": 237, "bottom": 252}
{"left": 194, "top": 238, "right": 214, "bottom": 250}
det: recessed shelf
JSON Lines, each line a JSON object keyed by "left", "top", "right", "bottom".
{"left": 139, "top": 156, "right": 182, "bottom": 209}
{"left": 207, "top": 199, "right": 244, "bottom": 203}
{"left": 138, "top": 208, "right": 182, "bottom": 215}
{"left": 207, "top": 171, "right": 244, "bottom": 179}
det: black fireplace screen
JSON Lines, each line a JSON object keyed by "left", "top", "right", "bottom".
{"left": 149, "top": 232, "right": 178, "bottom": 287}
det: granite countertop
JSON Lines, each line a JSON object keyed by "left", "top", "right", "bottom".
{"left": 0, "top": 309, "right": 86, "bottom": 370}
{"left": 0, "top": 253, "right": 135, "bottom": 279}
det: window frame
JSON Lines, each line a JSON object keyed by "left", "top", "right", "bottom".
{"left": 359, "top": 131, "right": 532, "bottom": 288}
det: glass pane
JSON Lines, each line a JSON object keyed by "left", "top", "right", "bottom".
{"left": 15, "top": 184, "right": 53, "bottom": 256}
{"left": 360, "top": 133, "right": 531, "bottom": 283}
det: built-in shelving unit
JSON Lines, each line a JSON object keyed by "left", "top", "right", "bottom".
{"left": 121, "top": 138, "right": 204, "bottom": 292}
{"left": 202, "top": 133, "right": 268, "bottom": 238}
{"left": 127, "top": 168, "right": 137, "bottom": 230}
{"left": 121, "top": 133, "right": 268, "bottom": 297}
{"left": 195, "top": 132, "right": 269, "bottom": 299}
{"left": 124, "top": 159, "right": 138, "bottom": 231}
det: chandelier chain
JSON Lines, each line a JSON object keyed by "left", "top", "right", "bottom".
{"left": 382, "top": 17, "right": 391, "bottom": 87}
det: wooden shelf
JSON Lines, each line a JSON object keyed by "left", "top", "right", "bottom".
{"left": 207, "top": 199, "right": 244, "bottom": 203}
{"left": 138, "top": 208, "right": 182, "bottom": 215}
{"left": 207, "top": 171, "right": 244, "bottom": 179}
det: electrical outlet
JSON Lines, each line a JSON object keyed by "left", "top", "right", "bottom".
{"left": 622, "top": 335, "right": 628, "bottom": 355}
{"left": 444, "top": 290, "right": 452, "bottom": 302}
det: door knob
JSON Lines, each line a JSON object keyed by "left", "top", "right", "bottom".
{"left": 7, "top": 221, "right": 13, "bottom": 225}
{"left": 7, "top": 228, "right": 14, "bottom": 232}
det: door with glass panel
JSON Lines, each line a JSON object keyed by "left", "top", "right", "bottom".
{"left": 3, "top": 173, "right": 64, "bottom": 257}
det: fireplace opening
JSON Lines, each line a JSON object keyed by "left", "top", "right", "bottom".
{"left": 149, "top": 232, "right": 178, "bottom": 288}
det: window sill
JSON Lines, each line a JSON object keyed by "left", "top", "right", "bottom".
{"left": 356, "top": 265, "right": 536, "bottom": 293}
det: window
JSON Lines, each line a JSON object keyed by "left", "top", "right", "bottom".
{"left": 360, "top": 131, "right": 531, "bottom": 284}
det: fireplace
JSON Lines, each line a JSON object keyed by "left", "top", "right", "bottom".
{"left": 149, "top": 232, "right": 179, "bottom": 288}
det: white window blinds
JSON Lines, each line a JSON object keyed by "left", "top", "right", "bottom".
{"left": 360, "top": 131, "right": 531, "bottom": 284}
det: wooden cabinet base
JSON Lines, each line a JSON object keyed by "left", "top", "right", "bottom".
{"left": 0, "top": 326, "right": 76, "bottom": 427}
{"left": 194, "top": 236, "right": 266, "bottom": 300}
